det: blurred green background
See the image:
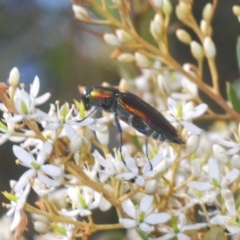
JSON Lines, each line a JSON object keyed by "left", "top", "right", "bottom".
{"left": 0, "top": 0, "right": 239, "bottom": 238}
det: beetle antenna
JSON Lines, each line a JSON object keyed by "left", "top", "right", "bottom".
{"left": 78, "top": 106, "right": 99, "bottom": 122}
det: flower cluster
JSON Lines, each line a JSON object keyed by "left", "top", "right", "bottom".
{"left": 2, "top": 1, "right": 240, "bottom": 240}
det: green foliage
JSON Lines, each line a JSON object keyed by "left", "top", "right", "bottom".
{"left": 226, "top": 82, "right": 240, "bottom": 113}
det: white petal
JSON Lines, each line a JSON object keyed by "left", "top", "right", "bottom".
{"left": 150, "top": 233, "right": 175, "bottom": 240}
{"left": 121, "top": 200, "right": 136, "bottom": 219}
{"left": 10, "top": 208, "right": 21, "bottom": 231}
{"left": 221, "top": 168, "right": 239, "bottom": 187}
{"left": 8, "top": 115, "right": 24, "bottom": 123}
{"left": 93, "top": 150, "right": 113, "bottom": 169}
{"left": 210, "top": 215, "right": 228, "bottom": 225}
{"left": 225, "top": 147, "right": 240, "bottom": 155}
{"left": 145, "top": 213, "right": 170, "bottom": 224}
{"left": 37, "top": 172, "right": 59, "bottom": 187}
{"left": 119, "top": 218, "right": 137, "bottom": 228}
{"left": 187, "top": 181, "right": 213, "bottom": 191}
{"left": 150, "top": 152, "right": 163, "bottom": 168}
{"left": 9, "top": 136, "right": 26, "bottom": 143}
{"left": 176, "top": 233, "right": 191, "bottom": 240}
{"left": 35, "top": 93, "right": 51, "bottom": 106}
{"left": 184, "top": 104, "right": 207, "bottom": 119}
{"left": 59, "top": 209, "right": 81, "bottom": 217}
{"left": 220, "top": 189, "right": 236, "bottom": 215}
{"left": 139, "top": 222, "right": 154, "bottom": 232}
{"left": 30, "top": 76, "right": 40, "bottom": 97}
{"left": 116, "top": 172, "right": 136, "bottom": 180}
{"left": 6, "top": 207, "right": 15, "bottom": 217}
{"left": 208, "top": 158, "right": 220, "bottom": 182}
{"left": 41, "top": 164, "right": 61, "bottom": 177}
{"left": 0, "top": 134, "right": 9, "bottom": 145}
{"left": 125, "top": 156, "right": 138, "bottom": 174}
{"left": 168, "top": 98, "right": 177, "bottom": 109}
{"left": 37, "top": 141, "right": 52, "bottom": 164}
{"left": 78, "top": 208, "right": 92, "bottom": 217}
{"left": 135, "top": 176, "right": 145, "bottom": 186}
{"left": 65, "top": 125, "right": 77, "bottom": 138}
{"left": 140, "top": 195, "right": 153, "bottom": 213}
{"left": 15, "top": 169, "right": 36, "bottom": 192}
{"left": 13, "top": 145, "right": 35, "bottom": 166}
{"left": 218, "top": 138, "right": 238, "bottom": 148}
{"left": 181, "top": 121, "right": 202, "bottom": 134}
{"left": 182, "top": 223, "right": 207, "bottom": 231}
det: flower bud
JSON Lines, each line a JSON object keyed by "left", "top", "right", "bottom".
{"left": 190, "top": 41, "right": 204, "bottom": 61}
{"left": 103, "top": 33, "right": 121, "bottom": 46}
{"left": 203, "top": 37, "right": 216, "bottom": 59}
{"left": 8, "top": 67, "right": 20, "bottom": 87}
{"left": 134, "top": 52, "right": 150, "bottom": 68}
{"left": 200, "top": 20, "right": 212, "bottom": 36}
{"left": 176, "top": 29, "right": 192, "bottom": 44}
{"left": 117, "top": 53, "right": 135, "bottom": 62}
{"left": 116, "top": 29, "right": 133, "bottom": 43}
{"left": 72, "top": 5, "right": 89, "bottom": 21}
{"left": 34, "top": 221, "right": 49, "bottom": 234}
{"left": 145, "top": 179, "right": 157, "bottom": 194}
{"left": 151, "top": 0, "right": 163, "bottom": 8}
{"left": 162, "top": 0, "right": 172, "bottom": 16}
{"left": 176, "top": 2, "right": 191, "bottom": 21}
{"left": 150, "top": 14, "right": 163, "bottom": 40}
{"left": 213, "top": 144, "right": 228, "bottom": 164}
{"left": 187, "top": 135, "right": 199, "bottom": 153}
{"left": 202, "top": 3, "right": 213, "bottom": 22}
{"left": 233, "top": 5, "right": 240, "bottom": 16}
{"left": 119, "top": 78, "right": 128, "bottom": 92}
{"left": 96, "top": 125, "right": 109, "bottom": 145}
{"left": 70, "top": 136, "right": 83, "bottom": 154}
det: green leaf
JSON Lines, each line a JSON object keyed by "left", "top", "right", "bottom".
{"left": 236, "top": 37, "right": 240, "bottom": 73}
{"left": 226, "top": 82, "right": 240, "bottom": 113}
{"left": 203, "top": 226, "right": 227, "bottom": 240}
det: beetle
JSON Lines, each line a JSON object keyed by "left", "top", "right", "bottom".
{"left": 80, "top": 86, "right": 184, "bottom": 163}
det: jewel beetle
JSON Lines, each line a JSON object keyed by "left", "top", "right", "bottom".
{"left": 80, "top": 86, "right": 184, "bottom": 162}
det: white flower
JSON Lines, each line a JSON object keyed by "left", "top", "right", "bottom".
{"left": 166, "top": 98, "right": 207, "bottom": 134}
{"left": 218, "top": 138, "right": 240, "bottom": 155}
{"left": 152, "top": 213, "right": 207, "bottom": 240}
{"left": 93, "top": 149, "right": 126, "bottom": 182}
{"left": 120, "top": 195, "right": 170, "bottom": 232}
{"left": 5, "top": 181, "right": 31, "bottom": 231}
{"left": 188, "top": 158, "right": 239, "bottom": 191}
{"left": 0, "top": 113, "right": 26, "bottom": 145}
{"left": 116, "top": 152, "right": 163, "bottom": 187}
{"left": 13, "top": 141, "right": 61, "bottom": 192}
{"left": 8, "top": 76, "right": 50, "bottom": 123}
{"left": 59, "top": 186, "right": 102, "bottom": 217}
{"left": 41, "top": 102, "right": 93, "bottom": 130}
{"left": 210, "top": 189, "right": 240, "bottom": 234}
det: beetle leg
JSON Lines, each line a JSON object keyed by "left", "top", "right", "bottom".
{"left": 145, "top": 137, "right": 153, "bottom": 170}
{"left": 114, "top": 116, "right": 126, "bottom": 165}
